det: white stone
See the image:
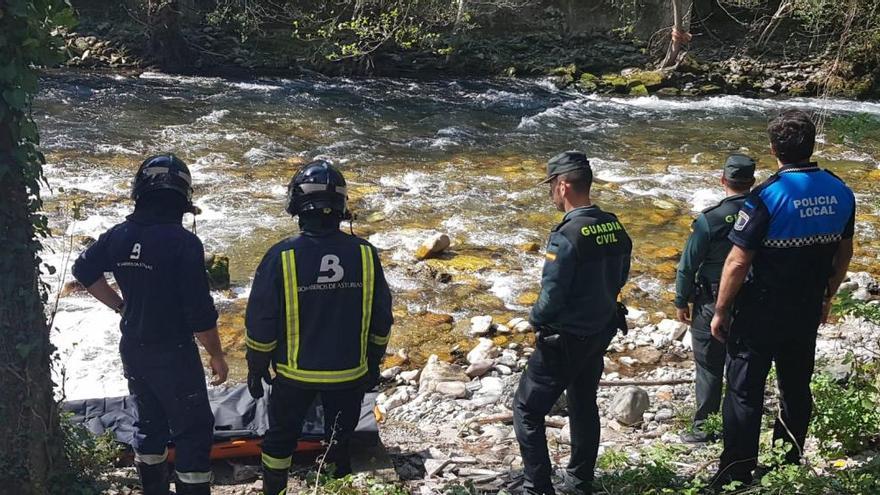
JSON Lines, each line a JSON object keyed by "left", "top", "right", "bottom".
{"left": 435, "top": 381, "right": 468, "bottom": 398}
{"left": 469, "top": 315, "right": 494, "bottom": 337}
{"left": 399, "top": 369, "right": 421, "bottom": 383}
{"left": 466, "top": 360, "right": 494, "bottom": 378}
{"left": 416, "top": 233, "right": 451, "bottom": 260}
{"left": 626, "top": 307, "right": 650, "bottom": 327}
{"left": 495, "top": 364, "right": 512, "bottom": 375}
{"left": 419, "top": 355, "right": 469, "bottom": 394}
{"left": 467, "top": 338, "right": 499, "bottom": 364}
{"left": 495, "top": 324, "right": 511, "bottom": 334}
{"left": 381, "top": 366, "right": 402, "bottom": 380}
{"left": 508, "top": 317, "right": 534, "bottom": 333}
{"left": 608, "top": 386, "right": 650, "bottom": 426}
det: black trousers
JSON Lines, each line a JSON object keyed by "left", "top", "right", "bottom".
{"left": 513, "top": 328, "right": 615, "bottom": 495}
{"left": 122, "top": 341, "right": 214, "bottom": 482}
{"left": 691, "top": 298, "right": 726, "bottom": 426}
{"left": 262, "top": 381, "right": 364, "bottom": 476}
{"left": 719, "top": 296, "right": 821, "bottom": 481}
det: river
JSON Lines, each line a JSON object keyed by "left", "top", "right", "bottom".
{"left": 34, "top": 71, "right": 880, "bottom": 400}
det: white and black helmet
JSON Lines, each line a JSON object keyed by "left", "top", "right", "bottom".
{"left": 285, "top": 160, "right": 349, "bottom": 218}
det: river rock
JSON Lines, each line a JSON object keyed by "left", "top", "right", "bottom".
{"left": 467, "top": 338, "right": 499, "bottom": 364}
{"left": 381, "top": 366, "right": 402, "bottom": 380}
{"left": 626, "top": 307, "right": 650, "bottom": 327}
{"left": 400, "top": 369, "right": 421, "bottom": 383}
{"left": 415, "top": 233, "right": 451, "bottom": 260}
{"left": 630, "top": 346, "right": 663, "bottom": 365}
{"left": 205, "top": 253, "right": 230, "bottom": 290}
{"left": 469, "top": 315, "right": 494, "bottom": 337}
{"left": 657, "top": 319, "right": 689, "bottom": 341}
{"left": 466, "top": 360, "right": 494, "bottom": 378}
{"left": 507, "top": 317, "right": 533, "bottom": 333}
{"left": 419, "top": 355, "right": 469, "bottom": 394}
{"left": 435, "top": 381, "right": 469, "bottom": 398}
{"left": 609, "top": 386, "right": 650, "bottom": 426}
{"left": 497, "top": 350, "right": 518, "bottom": 368}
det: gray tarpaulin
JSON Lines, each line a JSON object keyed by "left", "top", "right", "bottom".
{"left": 62, "top": 384, "right": 379, "bottom": 448}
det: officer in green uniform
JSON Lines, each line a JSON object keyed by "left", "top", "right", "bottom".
{"left": 514, "top": 151, "right": 632, "bottom": 495}
{"left": 674, "top": 154, "right": 756, "bottom": 443}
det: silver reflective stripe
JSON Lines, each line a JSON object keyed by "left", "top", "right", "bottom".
{"left": 298, "top": 183, "right": 346, "bottom": 195}
{"left": 176, "top": 470, "right": 214, "bottom": 484}
{"left": 176, "top": 170, "right": 193, "bottom": 185}
{"left": 134, "top": 448, "right": 168, "bottom": 465}
{"left": 144, "top": 167, "right": 170, "bottom": 176}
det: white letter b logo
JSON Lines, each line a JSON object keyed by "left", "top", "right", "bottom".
{"left": 317, "top": 254, "right": 344, "bottom": 283}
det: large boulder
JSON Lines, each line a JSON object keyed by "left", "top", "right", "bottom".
{"left": 418, "top": 354, "right": 469, "bottom": 394}
{"left": 609, "top": 386, "right": 650, "bottom": 426}
{"left": 415, "top": 233, "right": 451, "bottom": 260}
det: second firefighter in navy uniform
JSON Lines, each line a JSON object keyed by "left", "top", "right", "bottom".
{"left": 72, "top": 155, "right": 227, "bottom": 495}
{"left": 674, "top": 154, "right": 756, "bottom": 443}
{"left": 514, "top": 152, "right": 633, "bottom": 495}
{"left": 245, "top": 160, "right": 394, "bottom": 495}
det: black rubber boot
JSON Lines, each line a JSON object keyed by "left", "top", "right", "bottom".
{"left": 135, "top": 461, "right": 170, "bottom": 495}
{"left": 262, "top": 466, "right": 289, "bottom": 495}
{"left": 175, "top": 481, "right": 211, "bottom": 495}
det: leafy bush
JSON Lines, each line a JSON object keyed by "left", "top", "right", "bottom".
{"left": 49, "top": 413, "right": 122, "bottom": 495}
{"left": 811, "top": 361, "right": 880, "bottom": 456}
{"left": 833, "top": 290, "right": 880, "bottom": 324}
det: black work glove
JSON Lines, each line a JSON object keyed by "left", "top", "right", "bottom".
{"left": 246, "top": 349, "right": 273, "bottom": 399}
{"left": 615, "top": 302, "right": 629, "bottom": 336}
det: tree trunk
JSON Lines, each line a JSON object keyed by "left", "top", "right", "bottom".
{"left": 660, "top": 0, "right": 693, "bottom": 68}
{"left": 147, "top": 0, "right": 192, "bottom": 71}
{"left": 0, "top": 117, "right": 62, "bottom": 494}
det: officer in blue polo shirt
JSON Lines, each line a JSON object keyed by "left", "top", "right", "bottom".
{"left": 709, "top": 110, "right": 856, "bottom": 486}
{"left": 73, "top": 154, "right": 227, "bottom": 495}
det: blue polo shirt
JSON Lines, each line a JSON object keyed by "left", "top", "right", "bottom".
{"left": 729, "top": 163, "right": 855, "bottom": 301}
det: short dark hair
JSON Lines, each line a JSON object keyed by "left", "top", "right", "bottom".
{"left": 768, "top": 109, "right": 816, "bottom": 164}
{"left": 726, "top": 178, "right": 754, "bottom": 193}
{"left": 558, "top": 167, "right": 593, "bottom": 194}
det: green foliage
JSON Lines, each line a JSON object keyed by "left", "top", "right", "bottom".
{"left": 832, "top": 290, "right": 880, "bottom": 324}
{"left": 830, "top": 113, "right": 880, "bottom": 145}
{"left": 292, "top": 2, "right": 454, "bottom": 63}
{"left": 702, "top": 412, "right": 724, "bottom": 437}
{"left": 308, "top": 471, "right": 410, "bottom": 495}
{"left": 49, "top": 413, "right": 122, "bottom": 495}
{"left": 594, "top": 444, "right": 706, "bottom": 494}
{"left": 811, "top": 361, "right": 880, "bottom": 456}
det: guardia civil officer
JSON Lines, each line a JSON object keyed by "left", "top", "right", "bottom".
{"left": 245, "top": 160, "right": 394, "bottom": 495}
{"left": 513, "top": 152, "right": 632, "bottom": 495}
{"left": 710, "top": 110, "right": 855, "bottom": 485}
{"left": 73, "top": 154, "right": 228, "bottom": 495}
{"left": 674, "top": 154, "right": 756, "bottom": 443}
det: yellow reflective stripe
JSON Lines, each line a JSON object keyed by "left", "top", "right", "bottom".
{"left": 245, "top": 336, "right": 277, "bottom": 353}
{"left": 276, "top": 363, "right": 368, "bottom": 383}
{"left": 360, "top": 245, "right": 375, "bottom": 364}
{"left": 261, "top": 452, "right": 292, "bottom": 470}
{"left": 369, "top": 334, "right": 389, "bottom": 345}
{"left": 281, "top": 250, "right": 300, "bottom": 370}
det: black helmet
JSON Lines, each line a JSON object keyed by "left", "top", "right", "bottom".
{"left": 131, "top": 154, "right": 194, "bottom": 205}
{"left": 286, "top": 160, "right": 348, "bottom": 218}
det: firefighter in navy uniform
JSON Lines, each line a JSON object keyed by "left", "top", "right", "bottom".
{"left": 245, "top": 160, "right": 394, "bottom": 495}
{"left": 513, "top": 152, "right": 633, "bottom": 495}
{"left": 710, "top": 110, "right": 856, "bottom": 486}
{"left": 674, "top": 154, "right": 756, "bottom": 443}
{"left": 72, "top": 154, "right": 228, "bottom": 495}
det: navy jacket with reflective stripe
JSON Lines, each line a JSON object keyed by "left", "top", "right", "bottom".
{"left": 245, "top": 230, "right": 393, "bottom": 388}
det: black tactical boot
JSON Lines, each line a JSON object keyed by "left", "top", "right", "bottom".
{"left": 262, "top": 466, "right": 289, "bottom": 495}
{"left": 175, "top": 481, "right": 211, "bottom": 495}
{"left": 135, "top": 461, "right": 170, "bottom": 495}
